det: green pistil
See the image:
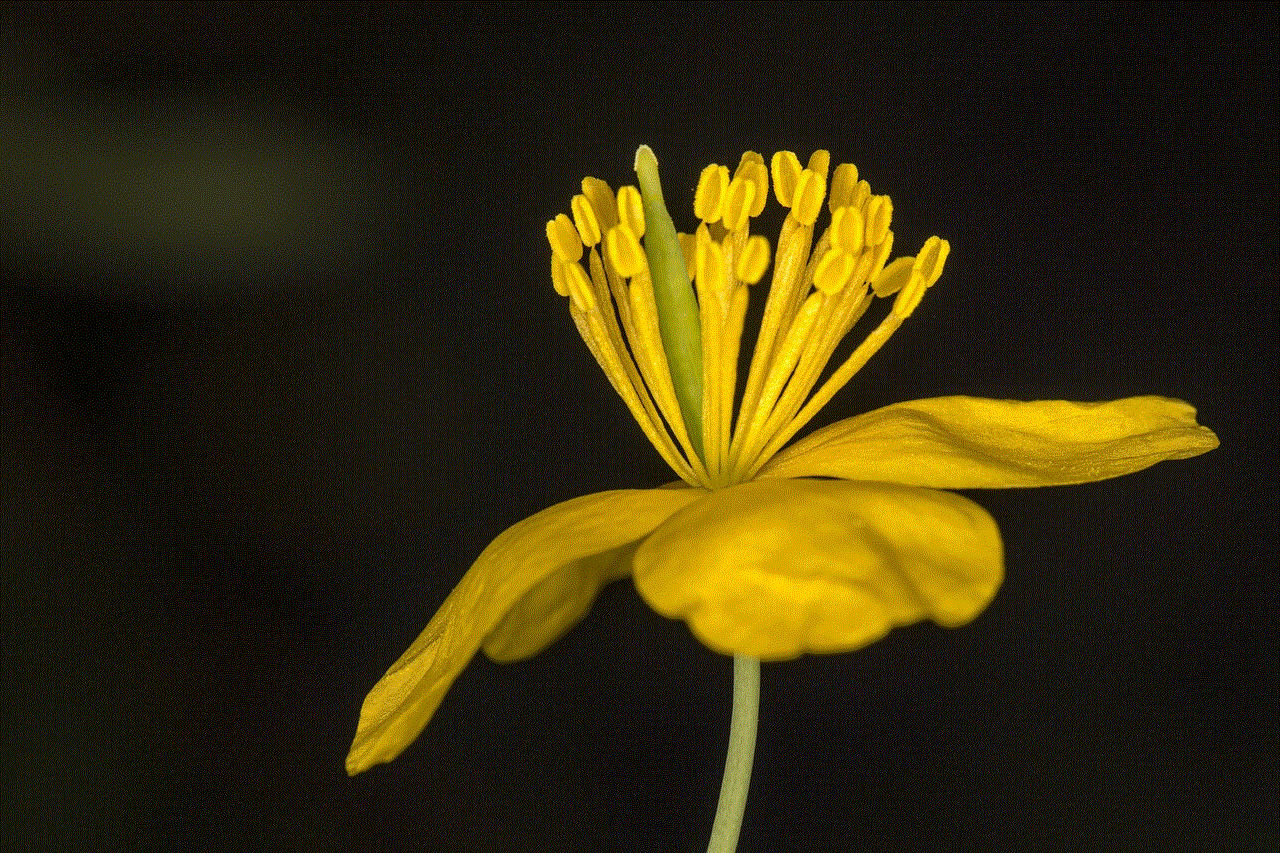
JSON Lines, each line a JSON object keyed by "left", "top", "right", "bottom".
{"left": 634, "top": 145, "right": 705, "bottom": 461}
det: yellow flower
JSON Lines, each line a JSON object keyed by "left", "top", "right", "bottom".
{"left": 346, "top": 147, "right": 1217, "bottom": 775}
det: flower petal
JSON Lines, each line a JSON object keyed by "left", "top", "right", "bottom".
{"left": 758, "top": 396, "right": 1218, "bottom": 488}
{"left": 632, "top": 479, "right": 1003, "bottom": 660}
{"left": 346, "top": 487, "right": 703, "bottom": 775}
{"left": 481, "top": 550, "right": 631, "bottom": 663}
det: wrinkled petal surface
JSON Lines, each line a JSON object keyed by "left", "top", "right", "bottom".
{"left": 347, "top": 487, "right": 702, "bottom": 775}
{"left": 759, "top": 396, "right": 1218, "bottom": 488}
{"left": 633, "top": 479, "right": 1003, "bottom": 660}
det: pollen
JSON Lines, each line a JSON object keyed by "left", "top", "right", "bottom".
{"left": 548, "top": 147, "right": 949, "bottom": 489}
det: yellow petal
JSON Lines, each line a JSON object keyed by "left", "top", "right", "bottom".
{"left": 482, "top": 551, "right": 630, "bottom": 663}
{"left": 632, "top": 479, "right": 1003, "bottom": 660}
{"left": 759, "top": 396, "right": 1219, "bottom": 487}
{"left": 346, "top": 487, "right": 703, "bottom": 775}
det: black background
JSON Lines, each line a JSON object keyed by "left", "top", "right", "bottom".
{"left": 3, "top": 3, "right": 1275, "bottom": 851}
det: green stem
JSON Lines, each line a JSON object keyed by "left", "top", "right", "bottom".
{"left": 706, "top": 655, "right": 760, "bottom": 853}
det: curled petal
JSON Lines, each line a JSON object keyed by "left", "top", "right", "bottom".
{"left": 759, "top": 396, "right": 1219, "bottom": 488}
{"left": 346, "top": 487, "right": 702, "bottom": 775}
{"left": 633, "top": 479, "right": 1003, "bottom": 660}
{"left": 483, "top": 550, "right": 631, "bottom": 663}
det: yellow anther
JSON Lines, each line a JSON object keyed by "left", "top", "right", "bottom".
{"left": 570, "top": 194, "right": 602, "bottom": 247}
{"left": 695, "top": 221, "right": 713, "bottom": 247}
{"left": 851, "top": 179, "right": 871, "bottom": 211}
{"left": 770, "top": 150, "right": 803, "bottom": 207}
{"left": 694, "top": 164, "right": 729, "bottom": 224}
{"left": 606, "top": 224, "right": 647, "bottom": 279}
{"left": 914, "top": 236, "right": 950, "bottom": 287}
{"left": 563, "top": 260, "right": 597, "bottom": 313}
{"left": 695, "top": 235, "right": 727, "bottom": 296}
{"left": 546, "top": 213, "right": 583, "bottom": 264}
{"left": 892, "top": 270, "right": 927, "bottom": 318}
{"left": 806, "top": 149, "right": 830, "bottom": 180}
{"left": 791, "top": 169, "right": 826, "bottom": 226}
{"left": 581, "top": 177, "right": 618, "bottom": 230}
{"left": 813, "top": 248, "right": 856, "bottom": 295}
{"left": 550, "top": 256, "right": 570, "bottom": 297}
{"left": 735, "top": 154, "right": 769, "bottom": 217}
{"left": 550, "top": 147, "right": 946, "bottom": 488}
{"left": 722, "top": 175, "right": 756, "bottom": 232}
{"left": 871, "top": 255, "right": 914, "bottom": 297}
{"left": 830, "top": 205, "right": 864, "bottom": 253}
{"left": 869, "top": 230, "right": 894, "bottom": 280}
{"left": 829, "top": 163, "right": 859, "bottom": 211}
{"left": 863, "top": 195, "right": 893, "bottom": 247}
{"left": 616, "top": 185, "right": 645, "bottom": 238}
{"left": 678, "top": 232, "right": 697, "bottom": 281}
{"left": 735, "top": 234, "right": 771, "bottom": 284}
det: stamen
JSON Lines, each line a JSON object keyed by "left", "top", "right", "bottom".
{"left": 748, "top": 236, "right": 950, "bottom": 475}
{"left": 695, "top": 164, "right": 729, "bottom": 224}
{"left": 868, "top": 230, "right": 896, "bottom": 281}
{"left": 677, "top": 232, "right": 697, "bottom": 280}
{"left": 893, "top": 237, "right": 950, "bottom": 319}
{"left": 733, "top": 215, "right": 804, "bottom": 440}
{"left": 695, "top": 235, "right": 729, "bottom": 475}
{"left": 587, "top": 244, "right": 636, "bottom": 349}
{"left": 581, "top": 177, "right": 620, "bottom": 232}
{"left": 722, "top": 176, "right": 756, "bottom": 232}
{"left": 570, "top": 194, "right": 602, "bottom": 247}
{"left": 806, "top": 149, "right": 830, "bottom": 179}
{"left": 546, "top": 214, "right": 583, "bottom": 264}
{"left": 552, "top": 180, "right": 705, "bottom": 486}
{"left": 561, "top": 258, "right": 595, "bottom": 312}
{"left": 616, "top": 185, "right": 646, "bottom": 237}
{"left": 732, "top": 154, "right": 827, "bottom": 454}
{"left": 829, "top": 163, "right": 859, "bottom": 210}
{"left": 735, "top": 235, "right": 771, "bottom": 285}
{"left": 626, "top": 271, "right": 712, "bottom": 485}
{"left": 830, "top": 206, "right": 864, "bottom": 253}
{"left": 695, "top": 231, "right": 728, "bottom": 297}
{"left": 770, "top": 151, "right": 803, "bottom": 208}
{"left": 551, "top": 149, "right": 948, "bottom": 490}
{"left": 549, "top": 255, "right": 569, "bottom": 297}
{"left": 863, "top": 195, "right": 893, "bottom": 248}
{"left": 915, "top": 235, "right": 951, "bottom": 286}
{"left": 871, "top": 255, "right": 914, "bottom": 297}
{"left": 734, "top": 153, "right": 769, "bottom": 217}
{"left": 732, "top": 291, "right": 824, "bottom": 468}
{"left": 567, "top": 299, "right": 698, "bottom": 484}
{"left": 605, "top": 225, "right": 646, "bottom": 280}
{"left": 761, "top": 165, "right": 830, "bottom": 375}
{"left": 741, "top": 261, "right": 874, "bottom": 477}
{"left": 791, "top": 169, "right": 826, "bottom": 227}
{"left": 850, "top": 179, "right": 872, "bottom": 211}
{"left": 813, "top": 249, "right": 856, "bottom": 295}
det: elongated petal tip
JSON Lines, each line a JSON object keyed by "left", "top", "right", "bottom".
{"left": 345, "top": 487, "right": 702, "bottom": 774}
{"left": 760, "top": 395, "right": 1218, "bottom": 488}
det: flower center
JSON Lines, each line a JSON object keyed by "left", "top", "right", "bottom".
{"left": 547, "top": 147, "right": 949, "bottom": 490}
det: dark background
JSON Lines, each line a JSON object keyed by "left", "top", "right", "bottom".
{"left": 3, "top": 3, "right": 1275, "bottom": 851}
